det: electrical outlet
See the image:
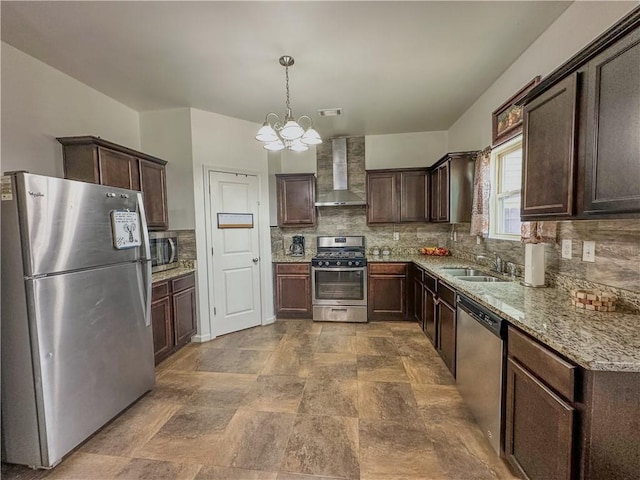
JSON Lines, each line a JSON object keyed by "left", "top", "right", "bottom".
{"left": 476, "top": 236, "right": 481, "bottom": 245}
{"left": 582, "top": 241, "right": 596, "bottom": 262}
{"left": 453, "top": 231, "right": 458, "bottom": 242}
{"left": 393, "top": 231, "right": 399, "bottom": 241}
{"left": 561, "top": 239, "right": 572, "bottom": 259}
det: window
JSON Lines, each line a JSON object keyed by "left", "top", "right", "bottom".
{"left": 490, "top": 136, "right": 522, "bottom": 240}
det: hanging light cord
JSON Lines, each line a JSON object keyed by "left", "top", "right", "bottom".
{"left": 284, "top": 65, "right": 291, "bottom": 115}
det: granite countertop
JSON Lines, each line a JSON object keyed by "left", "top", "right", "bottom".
{"left": 272, "top": 253, "right": 316, "bottom": 263}
{"left": 270, "top": 252, "right": 640, "bottom": 371}
{"left": 152, "top": 265, "right": 196, "bottom": 283}
{"left": 393, "top": 255, "right": 640, "bottom": 372}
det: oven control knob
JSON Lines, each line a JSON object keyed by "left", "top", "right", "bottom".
{"left": 354, "top": 261, "right": 360, "bottom": 266}
{"left": 348, "top": 261, "right": 353, "bottom": 266}
{"left": 336, "top": 261, "right": 341, "bottom": 266}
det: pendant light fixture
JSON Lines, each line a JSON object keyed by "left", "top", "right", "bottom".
{"left": 255, "top": 56, "right": 322, "bottom": 152}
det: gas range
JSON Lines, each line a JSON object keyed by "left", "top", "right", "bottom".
{"left": 311, "top": 236, "right": 367, "bottom": 323}
{"left": 311, "top": 236, "right": 367, "bottom": 267}
{"left": 312, "top": 252, "right": 367, "bottom": 268}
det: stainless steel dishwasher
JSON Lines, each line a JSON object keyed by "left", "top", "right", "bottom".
{"left": 456, "top": 294, "right": 506, "bottom": 455}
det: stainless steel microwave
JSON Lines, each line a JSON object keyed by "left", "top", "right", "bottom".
{"left": 149, "top": 232, "right": 179, "bottom": 273}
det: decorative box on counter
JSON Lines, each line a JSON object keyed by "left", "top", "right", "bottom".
{"left": 571, "top": 290, "right": 617, "bottom": 311}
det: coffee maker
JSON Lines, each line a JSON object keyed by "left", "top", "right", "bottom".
{"left": 290, "top": 235, "right": 305, "bottom": 256}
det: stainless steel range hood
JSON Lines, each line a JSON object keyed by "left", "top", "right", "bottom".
{"left": 315, "top": 138, "right": 366, "bottom": 206}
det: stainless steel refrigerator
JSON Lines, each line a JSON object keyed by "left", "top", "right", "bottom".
{"left": 1, "top": 172, "right": 155, "bottom": 468}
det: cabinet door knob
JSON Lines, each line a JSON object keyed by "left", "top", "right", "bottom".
{"left": 252, "top": 258, "right": 259, "bottom": 263}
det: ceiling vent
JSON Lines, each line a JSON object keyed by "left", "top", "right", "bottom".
{"left": 317, "top": 108, "right": 343, "bottom": 117}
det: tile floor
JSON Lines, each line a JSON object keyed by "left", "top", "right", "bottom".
{"left": 2, "top": 320, "right": 517, "bottom": 480}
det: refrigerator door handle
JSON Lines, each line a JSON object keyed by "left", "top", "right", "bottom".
{"left": 136, "top": 193, "right": 152, "bottom": 326}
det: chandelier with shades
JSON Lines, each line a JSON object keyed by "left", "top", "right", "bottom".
{"left": 255, "top": 55, "right": 322, "bottom": 152}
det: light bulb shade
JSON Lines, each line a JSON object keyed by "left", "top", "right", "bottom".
{"left": 301, "top": 128, "right": 322, "bottom": 145}
{"left": 256, "top": 124, "right": 278, "bottom": 142}
{"left": 263, "top": 140, "right": 285, "bottom": 151}
{"left": 289, "top": 139, "right": 309, "bottom": 152}
{"left": 280, "top": 120, "right": 304, "bottom": 140}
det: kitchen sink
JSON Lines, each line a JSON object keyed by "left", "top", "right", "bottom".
{"left": 458, "top": 276, "right": 508, "bottom": 282}
{"left": 441, "top": 268, "right": 486, "bottom": 277}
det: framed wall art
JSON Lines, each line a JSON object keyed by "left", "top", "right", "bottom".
{"left": 492, "top": 76, "right": 541, "bottom": 147}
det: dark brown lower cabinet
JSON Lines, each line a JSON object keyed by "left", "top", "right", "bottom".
{"left": 433, "top": 281, "right": 456, "bottom": 376}
{"left": 151, "top": 294, "right": 172, "bottom": 362}
{"left": 151, "top": 272, "right": 197, "bottom": 365}
{"left": 173, "top": 286, "right": 197, "bottom": 345}
{"left": 412, "top": 270, "right": 424, "bottom": 326}
{"left": 436, "top": 299, "right": 456, "bottom": 377}
{"left": 368, "top": 263, "right": 408, "bottom": 320}
{"left": 424, "top": 289, "right": 437, "bottom": 344}
{"left": 505, "top": 357, "right": 575, "bottom": 480}
{"left": 274, "top": 263, "right": 312, "bottom": 319}
{"left": 505, "top": 325, "right": 640, "bottom": 479}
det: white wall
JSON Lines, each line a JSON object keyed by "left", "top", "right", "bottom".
{"left": 281, "top": 147, "right": 317, "bottom": 174}
{"left": 189, "top": 108, "right": 274, "bottom": 341}
{"left": 1, "top": 43, "right": 140, "bottom": 177}
{"left": 139, "top": 108, "right": 195, "bottom": 229}
{"left": 267, "top": 151, "right": 282, "bottom": 226}
{"left": 447, "top": 1, "right": 638, "bottom": 151}
{"left": 365, "top": 131, "right": 449, "bottom": 168}
{"left": 276, "top": 131, "right": 449, "bottom": 173}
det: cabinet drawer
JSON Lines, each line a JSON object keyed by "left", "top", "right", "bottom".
{"left": 508, "top": 326, "right": 576, "bottom": 402}
{"left": 424, "top": 271, "right": 437, "bottom": 293}
{"left": 152, "top": 281, "right": 170, "bottom": 301}
{"left": 369, "top": 263, "right": 407, "bottom": 275}
{"left": 437, "top": 281, "right": 455, "bottom": 307}
{"left": 172, "top": 273, "right": 195, "bottom": 293}
{"left": 276, "top": 263, "right": 310, "bottom": 274}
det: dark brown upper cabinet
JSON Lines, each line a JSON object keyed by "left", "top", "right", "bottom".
{"left": 366, "top": 171, "right": 399, "bottom": 224}
{"left": 521, "top": 8, "right": 640, "bottom": 220}
{"left": 582, "top": 27, "right": 640, "bottom": 215}
{"left": 139, "top": 160, "right": 168, "bottom": 230}
{"left": 521, "top": 74, "right": 578, "bottom": 220}
{"left": 276, "top": 173, "right": 316, "bottom": 227}
{"left": 58, "top": 136, "right": 169, "bottom": 230}
{"left": 400, "top": 170, "right": 429, "bottom": 222}
{"left": 429, "top": 152, "right": 477, "bottom": 224}
{"left": 366, "top": 169, "right": 428, "bottom": 224}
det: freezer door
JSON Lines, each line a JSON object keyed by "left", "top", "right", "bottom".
{"left": 17, "top": 173, "right": 150, "bottom": 276}
{"left": 28, "top": 262, "right": 154, "bottom": 466}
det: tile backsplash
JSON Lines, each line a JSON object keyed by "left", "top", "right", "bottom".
{"left": 272, "top": 216, "right": 639, "bottom": 311}
{"left": 176, "top": 229, "right": 197, "bottom": 264}
{"left": 270, "top": 136, "right": 639, "bottom": 312}
{"left": 447, "top": 219, "right": 640, "bottom": 311}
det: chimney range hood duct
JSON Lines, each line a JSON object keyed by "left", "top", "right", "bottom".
{"left": 315, "top": 138, "right": 366, "bottom": 206}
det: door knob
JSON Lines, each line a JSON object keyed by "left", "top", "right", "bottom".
{"left": 252, "top": 258, "right": 259, "bottom": 263}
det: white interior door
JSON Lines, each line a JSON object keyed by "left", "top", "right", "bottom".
{"left": 209, "top": 171, "right": 262, "bottom": 336}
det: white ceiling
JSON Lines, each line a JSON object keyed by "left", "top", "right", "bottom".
{"left": 1, "top": 1, "right": 572, "bottom": 138}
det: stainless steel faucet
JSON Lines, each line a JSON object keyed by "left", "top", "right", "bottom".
{"left": 494, "top": 255, "right": 503, "bottom": 273}
{"left": 506, "top": 262, "right": 517, "bottom": 279}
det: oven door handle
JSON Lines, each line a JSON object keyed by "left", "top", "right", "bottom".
{"left": 312, "top": 267, "right": 367, "bottom": 273}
